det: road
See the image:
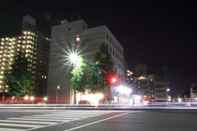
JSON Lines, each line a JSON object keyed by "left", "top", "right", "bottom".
{"left": 0, "top": 109, "right": 197, "bottom": 131}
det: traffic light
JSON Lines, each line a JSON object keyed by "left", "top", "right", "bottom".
{"left": 110, "top": 77, "right": 117, "bottom": 84}
{"left": 106, "top": 73, "right": 119, "bottom": 85}
{"left": 108, "top": 74, "right": 119, "bottom": 85}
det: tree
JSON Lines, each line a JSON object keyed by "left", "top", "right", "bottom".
{"left": 82, "top": 62, "right": 104, "bottom": 92}
{"left": 5, "top": 55, "right": 33, "bottom": 96}
{"left": 70, "top": 60, "right": 87, "bottom": 92}
{"left": 95, "top": 43, "right": 113, "bottom": 74}
{"left": 69, "top": 43, "right": 113, "bottom": 93}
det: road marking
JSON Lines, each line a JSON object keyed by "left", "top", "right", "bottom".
{"left": 8, "top": 118, "right": 71, "bottom": 122}
{"left": 0, "top": 110, "right": 114, "bottom": 131}
{"left": 0, "top": 128, "right": 25, "bottom": 131}
{"left": 64, "top": 112, "right": 128, "bottom": 131}
{"left": 23, "top": 116, "right": 80, "bottom": 119}
{"left": 26, "top": 111, "right": 113, "bottom": 131}
{"left": 0, "top": 123, "right": 43, "bottom": 128}
{"left": 0, "top": 120, "right": 57, "bottom": 125}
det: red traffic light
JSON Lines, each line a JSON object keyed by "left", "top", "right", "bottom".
{"left": 106, "top": 73, "right": 119, "bottom": 85}
{"left": 110, "top": 77, "right": 117, "bottom": 84}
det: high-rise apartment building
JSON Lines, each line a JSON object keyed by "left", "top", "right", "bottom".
{"left": 0, "top": 37, "right": 16, "bottom": 92}
{"left": 0, "top": 15, "right": 49, "bottom": 97}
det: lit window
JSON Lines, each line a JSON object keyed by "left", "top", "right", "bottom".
{"left": 23, "top": 31, "right": 27, "bottom": 35}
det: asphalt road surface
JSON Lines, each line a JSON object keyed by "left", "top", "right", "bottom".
{"left": 0, "top": 109, "right": 197, "bottom": 131}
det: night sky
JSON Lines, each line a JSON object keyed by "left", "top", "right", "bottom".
{"left": 1, "top": 0, "right": 197, "bottom": 95}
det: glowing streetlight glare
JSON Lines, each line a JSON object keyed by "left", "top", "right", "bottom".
{"left": 168, "top": 96, "right": 172, "bottom": 102}
{"left": 43, "top": 96, "right": 48, "bottom": 102}
{"left": 115, "top": 85, "right": 132, "bottom": 96}
{"left": 78, "top": 93, "right": 104, "bottom": 106}
{"left": 30, "top": 96, "right": 35, "bottom": 101}
{"left": 57, "top": 85, "right": 61, "bottom": 90}
{"left": 178, "top": 97, "right": 182, "bottom": 103}
{"left": 76, "top": 37, "right": 80, "bottom": 42}
{"left": 24, "top": 95, "right": 29, "bottom": 101}
{"left": 67, "top": 50, "right": 83, "bottom": 67}
{"left": 166, "top": 88, "right": 170, "bottom": 92}
{"left": 138, "top": 76, "right": 146, "bottom": 80}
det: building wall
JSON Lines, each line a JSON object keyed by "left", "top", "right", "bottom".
{"left": 47, "top": 19, "right": 125, "bottom": 104}
{"left": 81, "top": 26, "right": 125, "bottom": 79}
{"left": 35, "top": 33, "right": 50, "bottom": 96}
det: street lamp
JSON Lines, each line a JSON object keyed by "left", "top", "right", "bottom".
{"left": 65, "top": 49, "right": 84, "bottom": 104}
{"left": 56, "top": 85, "right": 61, "bottom": 104}
{"left": 66, "top": 49, "right": 83, "bottom": 68}
{"left": 43, "top": 96, "right": 48, "bottom": 103}
{"left": 166, "top": 88, "right": 171, "bottom": 103}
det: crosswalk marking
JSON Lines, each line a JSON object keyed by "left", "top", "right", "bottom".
{"left": 23, "top": 115, "right": 99, "bottom": 119}
{"left": 0, "top": 120, "right": 57, "bottom": 125}
{"left": 0, "top": 123, "right": 43, "bottom": 128}
{"left": 0, "top": 128, "right": 25, "bottom": 131}
{"left": 0, "top": 110, "right": 112, "bottom": 131}
{"left": 9, "top": 118, "right": 71, "bottom": 122}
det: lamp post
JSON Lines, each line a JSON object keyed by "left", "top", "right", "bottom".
{"left": 56, "top": 85, "right": 61, "bottom": 104}
{"left": 166, "top": 88, "right": 171, "bottom": 104}
{"left": 66, "top": 49, "right": 83, "bottom": 104}
{"left": 43, "top": 96, "right": 48, "bottom": 103}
